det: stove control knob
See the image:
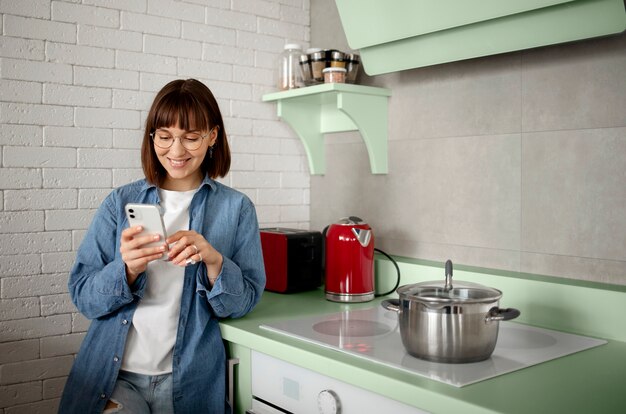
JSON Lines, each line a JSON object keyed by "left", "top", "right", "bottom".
{"left": 317, "top": 389, "right": 341, "bottom": 414}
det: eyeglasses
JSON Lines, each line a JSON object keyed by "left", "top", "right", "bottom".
{"left": 150, "top": 128, "right": 214, "bottom": 151}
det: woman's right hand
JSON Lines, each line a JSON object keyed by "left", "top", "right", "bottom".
{"left": 120, "top": 226, "right": 167, "bottom": 285}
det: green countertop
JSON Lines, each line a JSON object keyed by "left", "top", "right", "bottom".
{"left": 220, "top": 260, "right": 626, "bottom": 413}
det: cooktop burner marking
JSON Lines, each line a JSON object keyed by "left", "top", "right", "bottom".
{"left": 313, "top": 319, "right": 392, "bottom": 337}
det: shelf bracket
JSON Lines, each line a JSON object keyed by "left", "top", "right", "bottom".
{"left": 337, "top": 91, "right": 388, "bottom": 174}
{"left": 263, "top": 84, "right": 391, "bottom": 175}
{"left": 276, "top": 99, "right": 326, "bottom": 175}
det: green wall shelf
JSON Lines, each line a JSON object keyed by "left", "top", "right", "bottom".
{"left": 262, "top": 83, "right": 391, "bottom": 175}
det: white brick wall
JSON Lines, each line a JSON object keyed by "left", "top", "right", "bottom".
{"left": 0, "top": 1, "right": 311, "bottom": 411}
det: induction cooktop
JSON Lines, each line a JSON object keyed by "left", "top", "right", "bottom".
{"left": 260, "top": 305, "right": 606, "bottom": 387}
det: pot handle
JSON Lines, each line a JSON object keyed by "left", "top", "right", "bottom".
{"left": 381, "top": 299, "right": 400, "bottom": 313}
{"left": 485, "top": 307, "right": 521, "bottom": 323}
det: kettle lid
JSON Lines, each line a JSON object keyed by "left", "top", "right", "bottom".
{"left": 336, "top": 216, "right": 367, "bottom": 225}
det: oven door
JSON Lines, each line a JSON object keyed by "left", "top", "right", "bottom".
{"left": 250, "top": 350, "right": 427, "bottom": 414}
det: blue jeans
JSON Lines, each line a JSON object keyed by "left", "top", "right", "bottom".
{"left": 104, "top": 371, "right": 174, "bottom": 414}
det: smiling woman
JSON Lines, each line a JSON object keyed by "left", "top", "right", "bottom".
{"left": 58, "top": 79, "right": 266, "bottom": 414}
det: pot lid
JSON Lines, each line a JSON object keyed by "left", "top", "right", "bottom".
{"left": 398, "top": 281, "right": 502, "bottom": 304}
{"left": 397, "top": 260, "right": 503, "bottom": 304}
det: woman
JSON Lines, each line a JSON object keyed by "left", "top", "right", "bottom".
{"left": 59, "top": 79, "right": 266, "bottom": 413}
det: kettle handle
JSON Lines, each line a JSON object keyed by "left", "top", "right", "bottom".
{"left": 322, "top": 225, "right": 330, "bottom": 237}
{"left": 321, "top": 225, "right": 330, "bottom": 278}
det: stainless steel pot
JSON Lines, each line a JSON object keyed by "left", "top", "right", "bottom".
{"left": 382, "top": 260, "right": 520, "bottom": 363}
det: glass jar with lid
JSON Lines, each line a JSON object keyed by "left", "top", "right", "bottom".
{"left": 323, "top": 67, "right": 346, "bottom": 83}
{"left": 299, "top": 53, "right": 313, "bottom": 86}
{"left": 329, "top": 50, "right": 346, "bottom": 68}
{"left": 345, "top": 53, "right": 360, "bottom": 83}
{"left": 309, "top": 50, "right": 326, "bottom": 84}
{"left": 277, "top": 43, "right": 303, "bottom": 90}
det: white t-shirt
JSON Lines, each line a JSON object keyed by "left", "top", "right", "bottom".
{"left": 121, "top": 188, "right": 197, "bottom": 375}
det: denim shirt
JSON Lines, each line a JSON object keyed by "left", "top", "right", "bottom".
{"left": 59, "top": 177, "right": 265, "bottom": 414}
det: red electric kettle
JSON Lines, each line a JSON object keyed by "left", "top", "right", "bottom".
{"left": 324, "top": 216, "right": 400, "bottom": 303}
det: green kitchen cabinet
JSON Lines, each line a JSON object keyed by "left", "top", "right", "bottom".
{"left": 335, "top": 0, "right": 626, "bottom": 74}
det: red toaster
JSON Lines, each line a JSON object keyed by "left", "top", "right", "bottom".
{"left": 260, "top": 228, "right": 323, "bottom": 293}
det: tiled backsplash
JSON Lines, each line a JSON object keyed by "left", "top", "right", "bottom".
{"left": 310, "top": 0, "right": 626, "bottom": 286}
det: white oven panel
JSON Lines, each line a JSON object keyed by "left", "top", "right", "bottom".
{"left": 250, "top": 350, "right": 427, "bottom": 414}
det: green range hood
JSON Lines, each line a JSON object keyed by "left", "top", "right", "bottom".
{"left": 335, "top": 0, "right": 626, "bottom": 75}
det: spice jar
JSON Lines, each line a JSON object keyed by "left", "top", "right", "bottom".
{"left": 329, "top": 50, "right": 346, "bottom": 68}
{"left": 309, "top": 50, "right": 326, "bottom": 84}
{"left": 323, "top": 67, "right": 346, "bottom": 84}
{"left": 345, "top": 53, "right": 360, "bottom": 84}
{"left": 277, "top": 43, "right": 303, "bottom": 90}
{"left": 299, "top": 54, "right": 313, "bottom": 86}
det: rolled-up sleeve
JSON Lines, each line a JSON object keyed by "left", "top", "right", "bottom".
{"left": 68, "top": 193, "right": 146, "bottom": 319}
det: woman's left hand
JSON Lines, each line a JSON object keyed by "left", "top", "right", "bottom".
{"left": 166, "top": 230, "right": 223, "bottom": 277}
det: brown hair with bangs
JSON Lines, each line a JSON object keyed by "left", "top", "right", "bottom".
{"left": 141, "top": 79, "right": 231, "bottom": 185}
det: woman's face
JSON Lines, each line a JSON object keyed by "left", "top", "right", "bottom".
{"left": 153, "top": 124, "right": 217, "bottom": 191}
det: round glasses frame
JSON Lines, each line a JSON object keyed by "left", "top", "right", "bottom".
{"left": 150, "top": 128, "right": 215, "bottom": 151}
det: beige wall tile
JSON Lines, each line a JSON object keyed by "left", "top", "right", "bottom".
{"left": 521, "top": 252, "right": 626, "bottom": 285}
{"left": 521, "top": 127, "right": 626, "bottom": 260}
{"left": 385, "top": 53, "right": 522, "bottom": 140}
{"left": 521, "top": 34, "right": 626, "bottom": 132}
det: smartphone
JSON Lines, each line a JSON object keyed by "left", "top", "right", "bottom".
{"left": 124, "top": 203, "right": 167, "bottom": 252}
